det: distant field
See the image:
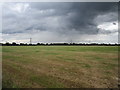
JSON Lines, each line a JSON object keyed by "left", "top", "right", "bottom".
{"left": 2, "top": 46, "right": 119, "bottom": 88}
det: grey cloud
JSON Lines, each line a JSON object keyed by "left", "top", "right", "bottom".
{"left": 2, "top": 2, "right": 118, "bottom": 43}
{"left": 3, "top": 2, "right": 118, "bottom": 33}
{"left": 28, "top": 2, "right": 118, "bottom": 34}
{"left": 99, "top": 29, "right": 118, "bottom": 34}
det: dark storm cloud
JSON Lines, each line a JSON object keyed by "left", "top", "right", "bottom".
{"left": 28, "top": 2, "right": 118, "bottom": 34}
{"left": 2, "top": 2, "right": 118, "bottom": 43}
{"left": 65, "top": 2, "right": 117, "bottom": 34}
{"left": 3, "top": 2, "right": 118, "bottom": 34}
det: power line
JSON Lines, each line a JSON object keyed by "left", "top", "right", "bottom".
{"left": 30, "top": 38, "right": 32, "bottom": 44}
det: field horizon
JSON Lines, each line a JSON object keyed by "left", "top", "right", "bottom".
{"left": 1, "top": 1, "right": 119, "bottom": 89}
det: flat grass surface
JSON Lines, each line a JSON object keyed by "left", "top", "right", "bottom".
{"left": 2, "top": 46, "right": 119, "bottom": 88}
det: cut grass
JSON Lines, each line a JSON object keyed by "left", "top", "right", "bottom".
{"left": 30, "top": 75, "right": 65, "bottom": 88}
{"left": 2, "top": 46, "right": 119, "bottom": 88}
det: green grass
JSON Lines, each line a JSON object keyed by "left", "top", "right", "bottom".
{"left": 30, "top": 75, "right": 65, "bottom": 88}
{"left": 2, "top": 46, "right": 119, "bottom": 88}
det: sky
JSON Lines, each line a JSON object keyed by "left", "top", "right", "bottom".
{"left": 1, "top": 2, "right": 119, "bottom": 44}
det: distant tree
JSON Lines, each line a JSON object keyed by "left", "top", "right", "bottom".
{"left": 46, "top": 43, "right": 48, "bottom": 45}
{"left": 5, "top": 42, "right": 10, "bottom": 46}
{"left": 29, "top": 44, "right": 32, "bottom": 46}
{"left": 20, "top": 43, "right": 24, "bottom": 46}
{"left": 24, "top": 43, "right": 28, "bottom": 46}
{"left": 37, "top": 43, "right": 40, "bottom": 45}
{"left": 12, "top": 42, "right": 17, "bottom": 46}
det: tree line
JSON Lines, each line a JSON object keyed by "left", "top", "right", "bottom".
{"left": 0, "top": 42, "right": 119, "bottom": 46}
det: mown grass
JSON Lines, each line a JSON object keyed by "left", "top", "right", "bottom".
{"left": 2, "top": 46, "right": 119, "bottom": 88}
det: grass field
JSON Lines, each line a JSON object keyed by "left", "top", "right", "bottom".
{"left": 2, "top": 46, "right": 119, "bottom": 88}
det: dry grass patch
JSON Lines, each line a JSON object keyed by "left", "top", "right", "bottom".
{"left": 2, "top": 46, "right": 118, "bottom": 88}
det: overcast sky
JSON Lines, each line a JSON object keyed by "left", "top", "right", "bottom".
{"left": 1, "top": 2, "right": 118, "bottom": 44}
